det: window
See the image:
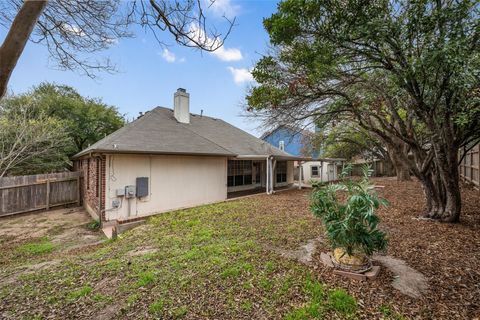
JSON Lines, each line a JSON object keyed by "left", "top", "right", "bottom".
{"left": 227, "top": 160, "right": 253, "bottom": 187}
{"left": 311, "top": 166, "right": 319, "bottom": 177}
{"left": 279, "top": 140, "right": 285, "bottom": 151}
{"left": 276, "top": 161, "right": 287, "bottom": 183}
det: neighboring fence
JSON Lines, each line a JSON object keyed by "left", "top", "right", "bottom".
{"left": 0, "top": 171, "right": 82, "bottom": 217}
{"left": 351, "top": 159, "right": 395, "bottom": 177}
{"left": 459, "top": 144, "right": 479, "bottom": 189}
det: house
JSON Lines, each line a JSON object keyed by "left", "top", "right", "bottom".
{"left": 72, "top": 89, "right": 305, "bottom": 225}
{"left": 261, "top": 126, "right": 344, "bottom": 183}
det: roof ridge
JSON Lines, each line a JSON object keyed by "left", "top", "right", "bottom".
{"left": 178, "top": 121, "right": 235, "bottom": 155}
{"left": 154, "top": 106, "right": 220, "bottom": 121}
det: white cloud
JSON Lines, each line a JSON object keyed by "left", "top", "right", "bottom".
{"left": 206, "top": 0, "right": 240, "bottom": 19}
{"left": 189, "top": 23, "right": 243, "bottom": 61}
{"left": 212, "top": 46, "right": 243, "bottom": 61}
{"left": 227, "top": 67, "right": 254, "bottom": 85}
{"left": 60, "top": 23, "right": 85, "bottom": 37}
{"left": 161, "top": 48, "right": 176, "bottom": 63}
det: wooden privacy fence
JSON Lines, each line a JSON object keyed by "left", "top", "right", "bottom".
{"left": 459, "top": 143, "right": 479, "bottom": 189}
{"left": 0, "top": 171, "right": 82, "bottom": 217}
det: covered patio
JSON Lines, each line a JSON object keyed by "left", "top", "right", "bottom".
{"left": 226, "top": 155, "right": 311, "bottom": 197}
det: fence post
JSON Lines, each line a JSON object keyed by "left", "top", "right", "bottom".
{"left": 46, "top": 178, "right": 50, "bottom": 211}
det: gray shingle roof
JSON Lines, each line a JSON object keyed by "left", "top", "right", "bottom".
{"left": 73, "top": 107, "right": 297, "bottom": 159}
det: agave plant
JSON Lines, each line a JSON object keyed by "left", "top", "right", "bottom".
{"left": 310, "top": 164, "right": 388, "bottom": 257}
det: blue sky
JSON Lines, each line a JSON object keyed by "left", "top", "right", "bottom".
{"left": 1, "top": 0, "right": 279, "bottom": 136}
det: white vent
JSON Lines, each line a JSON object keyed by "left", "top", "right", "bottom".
{"left": 279, "top": 140, "right": 285, "bottom": 151}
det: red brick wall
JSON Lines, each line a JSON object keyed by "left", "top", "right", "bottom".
{"left": 74, "top": 155, "right": 106, "bottom": 221}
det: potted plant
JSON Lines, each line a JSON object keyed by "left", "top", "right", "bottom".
{"left": 310, "top": 164, "right": 388, "bottom": 271}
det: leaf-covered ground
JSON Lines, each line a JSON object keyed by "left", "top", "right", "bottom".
{"left": 0, "top": 178, "right": 478, "bottom": 319}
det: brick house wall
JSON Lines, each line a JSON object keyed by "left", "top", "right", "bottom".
{"left": 73, "top": 155, "right": 106, "bottom": 221}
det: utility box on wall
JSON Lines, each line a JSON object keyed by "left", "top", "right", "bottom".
{"left": 125, "top": 185, "right": 136, "bottom": 198}
{"left": 136, "top": 177, "right": 149, "bottom": 198}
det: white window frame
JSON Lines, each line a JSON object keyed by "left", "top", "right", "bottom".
{"left": 311, "top": 165, "right": 320, "bottom": 178}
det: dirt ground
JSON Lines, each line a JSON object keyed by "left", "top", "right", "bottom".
{"left": 0, "top": 207, "right": 103, "bottom": 247}
{"left": 0, "top": 179, "right": 478, "bottom": 319}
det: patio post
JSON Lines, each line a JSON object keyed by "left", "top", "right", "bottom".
{"left": 266, "top": 156, "right": 273, "bottom": 195}
{"left": 298, "top": 161, "right": 303, "bottom": 189}
{"left": 265, "top": 157, "right": 269, "bottom": 194}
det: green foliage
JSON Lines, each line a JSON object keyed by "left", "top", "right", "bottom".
{"left": 285, "top": 277, "right": 358, "bottom": 319}
{"left": 17, "top": 239, "right": 55, "bottom": 255}
{"left": 136, "top": 271, "right": 156, "bottom": 287}
{"left": 285, "top": 277, "right": 324, "bottom": 319}
{"left": 31, "top": 83, "right": 124, "bottom": 154}
{"left": 68, "top": 285, "right": 93, "bottom": 300}
{"left": 317, "top": 122, "right": 384, "bottom": 161}
{"left": 0, "top": 102, "right": 72, "bottom": 176}
{"left": 327, "top": 288, "right": 357, "bottom": 315}
{"left": 310, "top": 165, "right": 388, "bottom": 256}
{"left": 86, "top": 220, "right": 100, "bottom": 231}
{"left": 149, "top": 300, "right": 164, "bottom": 315}
{"left": 2, "top": 82, "right": 124, "bottom": 157}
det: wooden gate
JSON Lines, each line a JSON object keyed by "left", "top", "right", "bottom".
{"left": 0, "top": 171, "right": 82, "bottom": 217}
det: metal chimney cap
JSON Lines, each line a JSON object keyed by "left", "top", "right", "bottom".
{"left": 177, "top": 88, "right": 186, "bottom": 93}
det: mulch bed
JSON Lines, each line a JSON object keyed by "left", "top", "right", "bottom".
{"left": 309, "top": 177, "right": 480, "bottom": 319}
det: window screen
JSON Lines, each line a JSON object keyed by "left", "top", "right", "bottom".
{"left": 227, "top": 160, "right": 253, "bottom": 187}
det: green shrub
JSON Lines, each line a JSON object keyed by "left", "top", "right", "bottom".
{"left": 310, "top": 164, "right": 388, "bottom": 256}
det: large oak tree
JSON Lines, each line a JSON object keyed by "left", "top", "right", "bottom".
{"left": 247, "top": 0, "right": 480, "bottom": 222}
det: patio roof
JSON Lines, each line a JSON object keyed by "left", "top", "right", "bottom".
{"left": 233, "top": 154, "right": 313, "bottom": 161}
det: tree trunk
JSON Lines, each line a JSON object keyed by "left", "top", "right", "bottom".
{"left": 419, "top": 171, "right": 444, "bottom": 218}
{"left": 0, "top": 0, "right": 47, "bottom": 98}
{"left": 433, "top": 143, "right": 462, "bottom": 222}
{"left": 419, "top": 146, "right": 461, "bottom": 222}
{"left": 387, "top": 145, "right": 411, "bottom": 181}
